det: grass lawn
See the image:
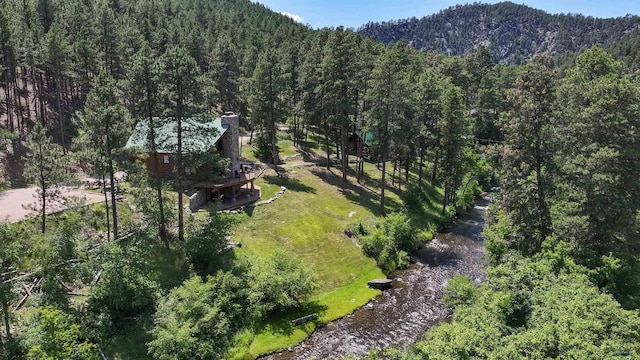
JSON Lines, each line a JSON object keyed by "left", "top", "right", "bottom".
{"left": 224, "top": 135, "right": 451, "bottom": 357}
{"left": 277, "top": 139, "right": 298, "bottom": 158}
{"left": 7, "top": 132, "right": 454, "bottom": 360}
{"left": 228, "top": 160, "right": 414, "bottom": 357}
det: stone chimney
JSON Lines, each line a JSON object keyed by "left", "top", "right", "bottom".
{"left": 221, "top": 113, "right": 240, "bottom": 175}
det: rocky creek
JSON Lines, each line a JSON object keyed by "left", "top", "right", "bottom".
{"left": 265, "top": 193, "right": 491, "bottom": 359}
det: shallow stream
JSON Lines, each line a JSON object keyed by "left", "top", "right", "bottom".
{"left": 266, "top": 193, "right": 491, "bottom": 359}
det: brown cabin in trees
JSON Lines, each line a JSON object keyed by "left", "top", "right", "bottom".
{"left": 125, "top": 114, "right": 260, "bottom": 210}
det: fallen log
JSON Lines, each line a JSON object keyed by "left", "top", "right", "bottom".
{"left": 291, "top": 313, "right": 317, "bottom": 326}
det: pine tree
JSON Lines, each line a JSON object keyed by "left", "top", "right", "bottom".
{"left": 500, "top": 53, "right": 556, "bottom": 254}
{"left": 24, "top": 122, "right": 68, "bottom": 233}
{"left": 437, "top": 85, "right": 469, "bottom": 215}
{"left": 321, "top": 27, "right": 358, "bottom": 181}
{"left": 209, "top": 35, "right": 241, "bottom": 114}
{"left": 125, "top": 43, "right": 169, "bottom": 244}
{"left": 42, "top": 23, "right": 71, "bottom": 154}
{"left": 78, "top": 71, "right": 131, "bottom": 240}
{"left": 250, "top": 49, "right": 283, "bottom": 170}
{"left": 367, "top": 44, "right": 412, "bottom": 215}
{"left": 161, "top": 46, "right": 202, "bottom": 242}
{"left": 554, "top": 47, "right": 640, "bottom": 268}
{"left": 415, "top": 70, "right": 442, "bottom": 189}
{"left": 299, "top": 30, "right": 330, "bottom": 160}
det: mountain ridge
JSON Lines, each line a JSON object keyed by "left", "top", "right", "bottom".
{"left": 357, "top": 1, "right": 640, "bottom": 63}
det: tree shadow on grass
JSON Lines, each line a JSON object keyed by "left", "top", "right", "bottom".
{"left": 263, "top": 175, "right": 316, "bottom": 194}
{"left": 147, "top": 242, "right": 191, "bottom": 292}
{"left": 254, "top": 301, "right": 328, "bottom": 337}
{"left": 310, "top": 168, "right": 403, "bottom": 216}
{"left": 102, "top": 321, "right": 154, "bottom": 360}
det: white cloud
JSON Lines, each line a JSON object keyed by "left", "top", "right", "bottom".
{"left": 279, "top": 11, "right": 304, "bottom": 23}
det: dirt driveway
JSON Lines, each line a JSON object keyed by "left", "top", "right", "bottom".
{"left": 0, "top": 186, "right": 105, "bottom": 223}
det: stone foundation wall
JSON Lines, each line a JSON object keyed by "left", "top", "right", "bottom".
{"left": 189, "top": 189, "right": 208, "bottom": 212}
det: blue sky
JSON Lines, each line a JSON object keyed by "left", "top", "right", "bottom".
{"left": 254, "top": 1, "right": 640, "bottom": 29}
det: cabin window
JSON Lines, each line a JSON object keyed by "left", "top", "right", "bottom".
{"left": 163, "top": 155, "right": 169, "bottom": 164}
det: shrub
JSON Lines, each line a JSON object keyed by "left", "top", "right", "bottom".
{"left": 249, "top": 250, "right": 319, "bottom": 316}
{"left": 87, "top": 242, "right": 159, "bottom": 333}
{"left": 358, "top": 213, "right": 420, "bottom": 273}
{"left": 184, "top": 212, "right": 236, "bottom": 275}
{"left": 24, "top": 306, "right": 98, "bottom": 360}
{"left": 253, "top": 134, "right": 279, "bottom": 161}
{"left": 148, "top": 272, "right": 250, "bottom": 360}
{"left": 443, "top": 275, "right": 479, "bottom": 308}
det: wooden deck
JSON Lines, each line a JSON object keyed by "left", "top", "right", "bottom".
{"left": 194, "top": 170, "right": 260, "bottom": 190}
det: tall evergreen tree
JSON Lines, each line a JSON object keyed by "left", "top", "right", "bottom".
{"left": 250, "top": 49, "right": 283, "bottom": 170}
{"left": 24, "top": 122, "right": 68, "bottom": 233}
{"left": 553, "top": 47, "right": 640, "bottom": 304}
{"left": 126, "top": 43, "right": 169, "bottom": 244}
{"left": 209, "top": 35, "right": 241, "bottom": 114}
{"left": 78, "top": 71, "right": 131, "bottom": 240}
{"left": 321, "top": 27, "right": 358, "bottom": 181}
{"left": 42, "top": 23, "right": 71, "bottom": 154}
{"left": 437, "top": 85, "right": 469, "bottom": 215}
{"left": 500, "top": 53, "right": 556, "bottom": 254}
{"left": 367, "top": 44, "right": 412, "bottom": 215}
{"left": 415, "top": 69, "right": 442, "bottom": 189}
{"left": 161, "top": 46, "right": 202, "bottom": 242}
{"left": 299, "top": 30, "right": 330, "bottom": 160}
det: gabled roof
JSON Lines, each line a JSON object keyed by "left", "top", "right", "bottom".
{"left": 356, "top": 131, "right": 376, "bottom": 147}
{"left": 125, "top": 117, "right": 228, "bottom": 153}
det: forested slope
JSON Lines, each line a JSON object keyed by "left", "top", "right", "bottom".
{"left": 1, "top": 1, "right": 640, "bottom": 359}
{"left": 358, "top": 1, "right": 640, "bottom": 64}
{"left": 0, "top": 0, "right": 309, "bottom": 151}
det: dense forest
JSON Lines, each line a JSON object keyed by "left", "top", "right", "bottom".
{"left": 358, "top": 1, "right": 640, "bottom": 64}
{"left": 0, "top": 0, "right": 639, "bottom": 359}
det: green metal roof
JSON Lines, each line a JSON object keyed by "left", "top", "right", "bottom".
{"left": 356, "top": 131, "right": 376, "bottom": 147}
{"left": 125, "top": 117, "right": 228, "bottom": 153}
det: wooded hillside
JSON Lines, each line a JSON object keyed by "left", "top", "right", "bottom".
{"left": 0, "top": 0, "right": 308, "bottom": 157}
{"left": 1, "top": 1, "right": 640, "bottom": 359}
{"left": 358, "top": 1, "right": 640, "bottom": 64}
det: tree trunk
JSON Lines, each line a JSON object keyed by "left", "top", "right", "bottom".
{"left": 334, "top": 126, "right": 340, "bottom": 162}
{"left": 271, "top": 124, "right": 279, "bottom": 173}
{"left": 405, "top": 157, "right": 410, "bottom": 184}
{"left": 380, "top": 151, "right": 387, "bottom": 216}
{"left": 40, "top": 159, "right": 46, "bottom": 234}
{"left": 2, "top": 297, "right": 10, "bottom": 340}
{"left": 341, "top": 123, "right": 348, "bottom": 181}
{"left": 431, "top": 147, "right": 439, "bottom": 182}
{"left": 154, "top": 154, "right": 168, "bottom": 247}
{"left": 249, "top": 120, "right": 254, "bottom": 145}
{"left": 418, "top": 143, "right": 425, "bottom": 190}
{"left": 442, "top": 183, "right": 449, "bottom": 215}
{"left": 392, "top": 158, "right": 397, "bottom": 187}
{"left": 3, "top": 84, "right": 11, "bottom": 131}
{"left": 144, "top": 66, "right": 167, "bottom": 245}
{"left": 38, "top": 73, "right": 46, "bottom": 124}
{"left": 356, "top": 137, "right": 363, "bottom": 183}
{"left": 323, "top": 118, "right": 331, "bottom": 170}
{"left": 108, "top": 156, "right": 118, "bottom": 239}
{"left": 55, "top": 79, "right": 66, "bottom": 155}
{"left": 101, "top": 169, "right": 111, "bottom": 242}
{"left": 177, "top": 113, "right": 184, "bottom": 242}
